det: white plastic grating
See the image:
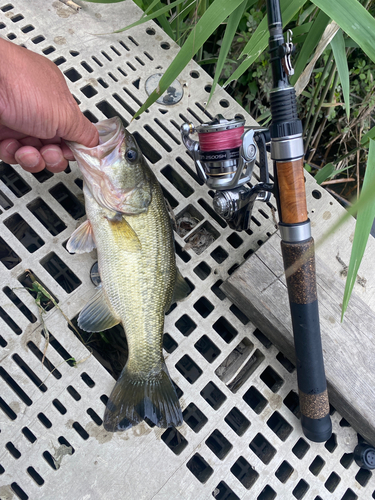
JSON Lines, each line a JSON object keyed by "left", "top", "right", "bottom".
{"left": 0, "top": 1, "right": 375, "bottom": 500}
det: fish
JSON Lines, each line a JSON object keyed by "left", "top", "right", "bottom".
{"left": 66, "top": 116, "right": 188, "bottom": 432}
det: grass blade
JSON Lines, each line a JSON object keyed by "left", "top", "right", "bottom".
{"left": 330, "top": 29, "right": 350, "bottom": 120}
{"left": 82, "top": 0, "right": 126, "bottom": 3}
{"left": 341, "top": 139, "right": 375, "bottom": 319}
{"left": 208, "top": 0, "right": 248, "bottom": 103}
{"left": 313, "top": 162, "right": 351, "bottom": 184}
{"left": 314, "top": 163, "right": 335, "bottom": 184}
{"left": 361, "top": 125, "right": 375, "bottom": 145}
{"left": 295, "top": 22, "right": 339, "bottom": 96}
{"left": 133, "top": 0, "right": 245, "bottom": 118}
{"left": 112, "top": 0, "right": 189, "bottom": 33}
{"left": 311, "top": 0, "right": 375, "bottom": 64}
{"left": 142, "top": 0, "right": 164, "bottom": 16}
{"left": 291, "top": 9, "right": 330, "bottom": 84}
{"left": 141, "top": 0, "right": 175, "bottom": 39}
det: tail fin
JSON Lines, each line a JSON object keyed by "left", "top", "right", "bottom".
{"left": 103, "top": 363, "right": 183, "bottom": 432}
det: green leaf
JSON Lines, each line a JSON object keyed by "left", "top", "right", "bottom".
{"left": 292, "top": 21, "right": 313, "bottom": 37}
{"left": 224, "top": 0, "right": 308, "bottom": 87}
{"left": 291, "top": 9, "right": 330, "bottom": 84}
{"left": 155, "top": 13, "right": 175, "bottom": 40}
{"left": 82, "top": 0, "right": 126, "bottom": 3}
{"left": 314, "top": 162, "right": 335, "bottom": 184}
{"left": 140, "top": 0, "right": 175, "bottom": 39}
{"left": 311, "top": 0, "right": 375, "bottom": 64}
{"left": 112, "top": 0, "right": 189, "bottom": 33}
{"left": 330, "top": 29, "right": 350, "bottom": 120}
{"left": 133, "top": 0, "right": 246, "bottom": 118}
{"left": 361, "top": 125, "right": 375, "bottom": 145}
{"left": 142, "top": 0, "right": 162, "bottom": 16}
{"left": 208, "top": 0, "right": 249, "bottom": 103}
{"left": 298, "top": 3, "right": 317, "bottom": 24}
{"left": 223, "top": 16, "right": 268, "bottom": 85}
{"left": 341, "top": 139, "right": 375, "bottom": 319}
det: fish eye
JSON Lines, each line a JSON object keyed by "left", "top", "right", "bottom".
{"left": 125, "top": 148, "right": 138, "bottom": 163}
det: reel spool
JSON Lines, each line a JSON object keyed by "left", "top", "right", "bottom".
{"left": 181, "top": 115, "right": 257, "bottom": 190}
{"left": 181, "top": 114, "right": 273, "bottom": 231}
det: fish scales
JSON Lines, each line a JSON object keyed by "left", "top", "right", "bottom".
{"left": 86, "top": 175, "right": 175, "bottom": 372}
{"left": 67, "top": 117, "right": 187, "bottom": 431}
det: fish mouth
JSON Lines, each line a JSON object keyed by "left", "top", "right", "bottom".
{"left": 67, "top": 117, "right": 136, "bottom": 214}
{"left": 96, "top": 116, "right": 125, "bottom": 152}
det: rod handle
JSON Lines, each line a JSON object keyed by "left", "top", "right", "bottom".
{"left": 281, "top": 237, "right": 332, "bottom": 442}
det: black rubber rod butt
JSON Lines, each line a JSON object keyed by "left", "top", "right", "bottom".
{"left": 281, "top": 238, "right": 332, "bottom": 442}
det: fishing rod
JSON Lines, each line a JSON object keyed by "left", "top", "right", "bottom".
{"left": 181, "top": 0, "right": 332, "bottom": 442}
{"left": 265, "top": 0, "right": 332, "bottom": 442}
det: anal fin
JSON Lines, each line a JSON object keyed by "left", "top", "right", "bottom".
{"left": 171, "top": 269, "right": 191, "bottom": 304}
{"left": 78, "top": 287, "right": 120, "bottom": 332}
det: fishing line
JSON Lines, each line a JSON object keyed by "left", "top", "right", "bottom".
{"left": 198, "top": 126, "right": 244, "bottom": 151}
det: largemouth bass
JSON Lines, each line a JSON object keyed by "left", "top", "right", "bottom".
{"left": 66, "top": 117, "right": 187, "bottom": 432}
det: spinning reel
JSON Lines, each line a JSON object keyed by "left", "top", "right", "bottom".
{"left": 181, "top": 115, "right": 274, "bottom": 231}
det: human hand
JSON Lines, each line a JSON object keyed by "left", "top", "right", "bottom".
{"left": 0, "top": 39, "right": 98, "bottom": 173}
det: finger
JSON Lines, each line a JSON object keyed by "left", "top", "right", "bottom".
{"left": 76, "top": 118, "right": 99, "bottom": 148}
{"left": 0, "top": 138, "right": 22, "bottom": 164}
{"left": 61, "top": 109, "right": 99, "bottom": 148}
{"left": 19, "top": 137, "right": 44, "bottom": 149}
{"left": 41, "top": 136, "right": 61, "bottom": 145}
{"left": 61, "top": 141, "right": 75, "bottom": 161}
{"left": 40, "top": 144, "right": 69, "bottom": 173}
{"left": 41, "top": 137, "right": 75, "bottom": 161}
{"left": 15, "top": 146, "right": 45, "bottom": 173}
{"left": 0, "top": 125, "right": 28, "bottom": 142}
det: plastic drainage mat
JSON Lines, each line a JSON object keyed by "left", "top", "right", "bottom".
{"left": 0, "top": 1, "right": 374, "bottom": 499}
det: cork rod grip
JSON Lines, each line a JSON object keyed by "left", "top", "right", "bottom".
{"left": 276, "top": 157, "right": 307, "bottom": 224}
{"left": 281, "top": 238, "right": 332, "bottom": 442}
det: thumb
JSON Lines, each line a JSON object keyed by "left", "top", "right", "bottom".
{"left": 76, "top": 119, "right": 99, "bottom": 148}
{"left": 61, "top": 106, "right": 99, "bottom": 147}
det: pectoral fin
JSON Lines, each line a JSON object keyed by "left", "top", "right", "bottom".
{"left": 67, "top": 220, "right": 96, "bottom": 254}
{"left": 78, "top": 287, "right": 120, "bottom": 332}
{"left": 121, "top": 218, "right": 142, "bottom": 252}
{"left": 105, "top": 216, "right": 142, "bottom": 253}
{"left": 171, "top": 269, "right": 191, "bottom": 304}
